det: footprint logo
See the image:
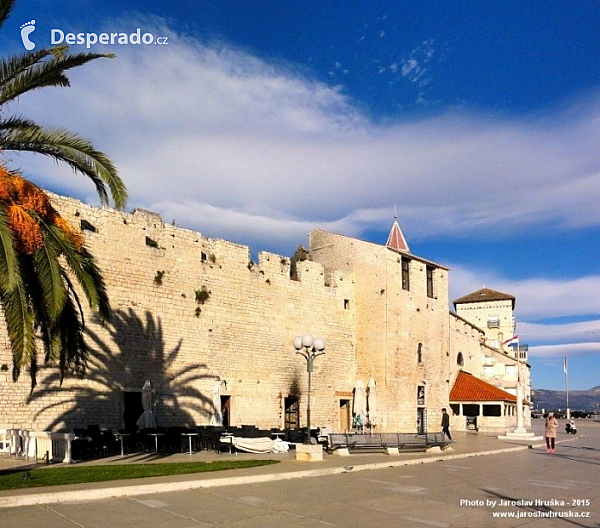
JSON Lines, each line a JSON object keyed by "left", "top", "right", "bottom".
{"left": 20, "top": 20, "right": 36, "bottom": 50}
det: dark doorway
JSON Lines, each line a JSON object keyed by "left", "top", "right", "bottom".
{"left": 417, "top": 407, "right": 427, "bottom": 434}
{"left": 123, "top": 391, "right": 143, "bottom": 432}
{"left": 284, "top": 396, "right": 299, "bottom": 429}
{"left": 221, "top": 395, "right": 231, "bottom": 427}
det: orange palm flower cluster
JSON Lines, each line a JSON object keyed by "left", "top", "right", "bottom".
{"left": 0, "top": 166, "right": 83, "bottom": 254}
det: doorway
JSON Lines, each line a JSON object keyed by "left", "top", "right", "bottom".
{"left": 123, "top": 391, "right": 143, "bottom": 432}
{"left": 417, "top": 407, "right": 427, "bottom": 434}
{"left": 284, "top": 396, "right": 299, "bottom": 429}
{"left": 339, "top": 399, "right": 351, "bottom": 432}
{"left": 221, "top": 395, "right": 231, "bottom": 427}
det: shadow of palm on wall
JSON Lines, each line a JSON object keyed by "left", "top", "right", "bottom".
{"left": 28, "top": 308, "right": 216, "bottom": 431}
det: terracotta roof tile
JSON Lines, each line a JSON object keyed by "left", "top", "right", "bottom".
{"left": 450, "top": 371, "right": 517, "bottom": 403}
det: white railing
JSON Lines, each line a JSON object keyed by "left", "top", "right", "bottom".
{"left": 0, "top": 429, "right": 75, "bottom": 463}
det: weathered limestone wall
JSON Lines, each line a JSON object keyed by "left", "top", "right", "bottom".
{"left": 0, "top": 195, "right": 356, "bottom": 432}
{"left": 0, "top": 194, "right": 529, "bottom": 435}
{"left": 309, "top": 229, "right": 451, "bottom": 432}
{"left": 455, "top": 299, "right": 515, "bottom": 350}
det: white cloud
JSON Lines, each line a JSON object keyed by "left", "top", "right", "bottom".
{"left": 529, "top": 342, "right": 600, "bottom": 358}
{"left": 450, "top": 266, "right": 600, "bottom": 321}
{"left": 520, "top": 319, "right": 600, "bottom": 343}
{"left": 9, "top": 20, "right": 600, "bottom": 253}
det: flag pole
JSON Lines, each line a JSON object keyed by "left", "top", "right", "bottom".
{"left": 564, "top": 355, "right": 570, "bottom": 419}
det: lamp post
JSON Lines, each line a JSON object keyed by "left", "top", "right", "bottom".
{"left": 293, "top": 334, "right": 326, "bottom": 444}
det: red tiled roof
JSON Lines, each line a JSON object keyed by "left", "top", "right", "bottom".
{"left": 386, "top": 219, "right": 409, "bottom": 252}
{"left": 453, "top": 288, "right": 515, "bottom": 310}
{"left": 450, "top": 371, "right": 517, "bottom": 403}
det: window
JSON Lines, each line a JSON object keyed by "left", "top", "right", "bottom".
{"left": 417, "top": 386, "right": 425, "bottom": 405}
{"left": 344, "top": 299, "right": 350, "bottom": 310}
{"left": 80, "top": 219, "right": 97, "bottom": 233}
{"left": 457, "top": 352, "right": 464, "bottom": 366}
{"left": 426, "top": 266, "right": 434, "bottom": 298}
{"left": 401, "top": 257, "right": 410, "bottom": 290}
{"left": 417, "top": 343, "right": 423, "bottom": 363}
{"left": 483, "top": 404, "right": 502, "bottom": 417}
{"left": 487, "top": 316, "right": 500, "bottom": 328}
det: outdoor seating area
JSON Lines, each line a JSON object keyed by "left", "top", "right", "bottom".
{"left": 325, "top": 431, "right": 450, "bottom": 454}
{"left": 2, "top": 424, "right": 454, "bottom": 464}
{"left": 68, "top": 424, "right": 300, "bottom": 459}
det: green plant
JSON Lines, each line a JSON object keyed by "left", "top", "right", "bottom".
{"left": 0, "top": 364, "right": 8, "bottom": 372}
{"left": 194, "top": 307, "right": 201, "bottom": 318}
{"left": 154, "top": 270, "right": 165, "bottom": 285}
{"left": 195, "top": 286, "right": 210, "bottom": 304}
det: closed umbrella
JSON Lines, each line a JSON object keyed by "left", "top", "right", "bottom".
{"left": 210, "top": 382, "right": 223, "bottom": 426}
{"left": 136, "top": 380, "right": 157, "bottom": 429}
{"left": 352, "top": 380, "right": 366, "bottom": 430}
{"left": 367, "top": 378, "right": 378, "bottom": 431}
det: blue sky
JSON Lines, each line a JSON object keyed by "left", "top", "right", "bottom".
{"left": 3, "top": 1, "right": 599, "bottom": 392}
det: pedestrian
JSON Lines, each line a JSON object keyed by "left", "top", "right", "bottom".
{"left": 545, "top": 412, "right": 559, "bottom": 453}
{"left": 441, "top": 408, "right": 452, "bottom": 441}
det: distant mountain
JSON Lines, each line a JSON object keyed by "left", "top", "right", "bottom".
{"left": 532, "top": 386, "right": 600, "bottom": 412}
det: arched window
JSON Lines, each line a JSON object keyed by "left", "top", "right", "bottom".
{"left": 417, "top": 343, "right": 423, "bottom": 363}
{"left": 457, "top": 352, "right": 464, "bottom": 366}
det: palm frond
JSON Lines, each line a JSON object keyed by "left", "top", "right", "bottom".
{"left": 33, "top": 226, "right": 68, "bottom": 322}
{"left": 55, "top": 293, "right": 89, "bottom": 384}
{"left": 42, "top": 223, "right": 110, "bottom": 321}
{"left": 0, "top": 0, "right": 15, "bottom": 29}
{"left": 0, "top": 122, "right": 127, "bottom": 209}
{"left": 0, "top": 46, "right": 115, "bottom": 106}
{"left": 0, "top": 205, "right": 17, "bottom": 291}
{"left": 0, "top": 46, "right": 69, "bottom": 97}
{"left": 0, "top": 276, "right": 36, "bottom": 383}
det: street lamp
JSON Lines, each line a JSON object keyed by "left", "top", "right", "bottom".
{"left": 293, "top": 334, "right": 326, "bottom": 444}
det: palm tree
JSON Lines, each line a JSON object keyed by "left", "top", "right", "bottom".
{"left": 0, "top": 0, "right": 127, "bottom": 390}
{"left": 0, "top": 0, "right": 127, "bottom": 209}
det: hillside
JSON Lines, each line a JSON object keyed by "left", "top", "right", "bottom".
{"left": 532, "top": 386, "right": 600, "bottom": 412}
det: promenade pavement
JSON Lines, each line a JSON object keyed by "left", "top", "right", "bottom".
{"left": 2, "top": 421, "right": 599, "bottom": 527}
{"left": 0, "top": 421, "right": 559, "bottom": 508}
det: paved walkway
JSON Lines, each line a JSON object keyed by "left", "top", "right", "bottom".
{"left": 0, "top": 421, "right": 564, "bottom": 508}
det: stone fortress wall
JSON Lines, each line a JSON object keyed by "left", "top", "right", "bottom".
{"left": 0, "top": 194, "right": 357, "bottom": 432}
{"left": 0, "top": 194, "right": 529, "bottom": 434}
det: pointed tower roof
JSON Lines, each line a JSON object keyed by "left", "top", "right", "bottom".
{"left": 386, "top": 213, "right": 409, "bottom": 252}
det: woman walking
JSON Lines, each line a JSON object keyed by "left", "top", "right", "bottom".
{"left": 544, "top": 412, "right": 559, "bottom": 453}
